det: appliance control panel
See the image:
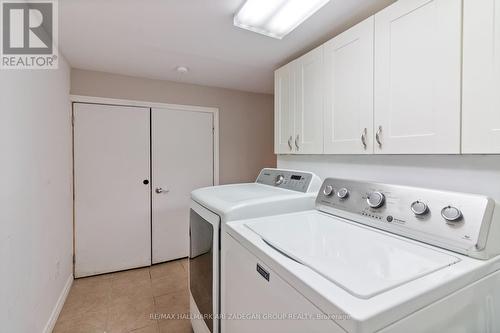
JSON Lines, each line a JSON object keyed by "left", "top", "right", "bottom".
{"left": 256, "top": 169, "right": 316, "bottom": 193}
{"left": 316, "top": 178, "right": 496, "bottom": 258}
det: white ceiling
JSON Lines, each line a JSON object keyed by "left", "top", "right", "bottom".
{"left": 60, "top": 0, "right": 395, "bottom": 94}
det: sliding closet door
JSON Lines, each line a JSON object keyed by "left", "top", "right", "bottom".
{"left": 152, "top": 108, "right": 214, "bottom": 264}
{"left": 74, "top": 103, "right": 151, "bottom": 277}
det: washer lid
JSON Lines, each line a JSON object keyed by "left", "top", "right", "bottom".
{"left": 245, "top": 212, "right": 460, "bottom": 299}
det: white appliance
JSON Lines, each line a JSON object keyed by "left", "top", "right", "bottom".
{"left": 223, "top": 178, "right": 500, "bottom": 333}
{"left": 189, "top": 168, "right": 321, "bottom": 333}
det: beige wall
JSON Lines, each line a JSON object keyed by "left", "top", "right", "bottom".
{"left": 70, "top": 69, "right": 276, "bottom": 184}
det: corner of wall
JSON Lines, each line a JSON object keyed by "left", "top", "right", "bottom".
{"left": 43, "top": 274, "right": 73, "bottom": 333}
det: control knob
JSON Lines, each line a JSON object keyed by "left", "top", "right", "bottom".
{"left": 274, "top": 174, "right": 285, "bottom": 185}
{"left": 367, "top": 191, "right": 385, "bottom": 208}
{"left": 337, "top": 188, "right": 349, "bottom": 199}
{"left": 411, "top": 201, "right": 429, "bottom": 216}
{"left": 441, "top": 206, "right": 462, "bottom": 223}
{"left": 323, "top": 185, "right": 334, "bottom": 196}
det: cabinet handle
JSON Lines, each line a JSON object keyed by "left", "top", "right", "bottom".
{"left": 361, "top": 128, "right": 367, "bottom": 149}
{"left": 295, "top": 134, "right": 300, "bottom": 151}
{"left": 376, "top": 126, "right": 382, "bottom": 148}
{"left": 287, "top": 136, "right": 293, "bottom": 151}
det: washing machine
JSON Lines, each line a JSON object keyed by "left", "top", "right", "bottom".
{"left": 223, "top": 177, "right": 500, "bottom": 333}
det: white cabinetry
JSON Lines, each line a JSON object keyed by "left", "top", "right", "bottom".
{"left": 374, "top": 0, "right": 462, "bottom": 154}
{"left": 295, "top": 47, "right": 324, "bottom": 154}
{"left": 323, "top": 17, "right": 374, "bottom": 154}
{"left": 275, "top": 49, "right": 324, "bottom": 154}
{"left": 274, "top": 63, "right": 295, "bottom": 154}
{"left": 462, "top": 0, "right": 500, "bottom": 153}
{"left": 275, "top": 0, "right": 497, "bottom": 155}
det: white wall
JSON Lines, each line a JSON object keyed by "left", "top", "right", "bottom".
{"left": 278, "top": 155, "right": 500, "bottom": 201}
{"left": 0, "top": 58, "right": 73, "bottom": 332}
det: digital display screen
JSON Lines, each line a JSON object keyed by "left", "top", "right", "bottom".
{"left": 291, "top": 175, "right": 302, "bottom": 180}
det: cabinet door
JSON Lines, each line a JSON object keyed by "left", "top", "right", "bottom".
{"left": 295, "top": 47, "right": 324, "bottom": 154}
{"left": 323, "top": 17, "right": 374, "bottom": 154}
{"left": 274, "top": 64, "right": 295, "bottom": 154}
{"left": 374, "top": 0, "right": 461, "bottom": 154}
{"left": 462, "top": 0, "right": 500, "bottom": 153}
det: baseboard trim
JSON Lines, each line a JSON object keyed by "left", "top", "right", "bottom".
{"left": 43, "top": 274, "right": 73, "bottom": 333}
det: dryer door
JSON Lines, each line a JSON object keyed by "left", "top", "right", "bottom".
{"left": 189, "top": 201, "right": 220, "bottom": 333}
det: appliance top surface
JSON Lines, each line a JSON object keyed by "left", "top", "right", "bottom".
{"left": 190, "top": 168, "right": 320, "bottom": 218}
{"left": 246, "top": 211, "right": 460, "bottom": 299}
{"left": 226, "top": 211, "right": 499, "bottom": 330}
{"left": 192, "top": 182, "right": 308, "bottom": 208}
{"left": 194, "top": 183, "right": 297, "bottom": 203}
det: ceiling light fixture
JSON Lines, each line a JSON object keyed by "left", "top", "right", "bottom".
{"left": 234, "top": 0, "right": 330, "bottom": 40}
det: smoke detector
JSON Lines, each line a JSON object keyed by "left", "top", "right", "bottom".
{"left": 175, "top": 66, "right": 189, "bottom": 74}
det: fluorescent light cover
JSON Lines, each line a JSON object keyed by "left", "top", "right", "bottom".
{"left": 234, "top": 0, "right": 330, "bottom": 39}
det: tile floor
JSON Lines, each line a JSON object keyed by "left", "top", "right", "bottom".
{"left": 54, "top": 258, "right": 193, "bottom": 333}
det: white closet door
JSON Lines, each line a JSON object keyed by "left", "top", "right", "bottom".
{"left": 462, "top": 0, "right": 500, "bottom": 153}
{"left": 323, "top": 16, "right": 374, "bottom": 154}
{"left": 74, "top": 103, "right": 151, "bottom": 278}
{"left": 274, "top": 64, "right": 295, "bottom": 154}
{"left": 295, "top": 47, "right": 324, "bottom": 154}
{"left": 152, "top": 107, "right": 214, "bottom": 264}
{"left": 374, "top": 0, "right": 461, "bottom": 154}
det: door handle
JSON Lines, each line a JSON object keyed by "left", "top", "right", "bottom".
{"left": 287, "top": 136, "right": 293, "bottom": 151}
{"left": 375, "top": 126, "right": 382, "bottom": 148}
{"left": 361, "top": 128, "right": 367, "bottom": 149}
{"left": 295, "top": 134, "right": 300, "bottom": 151}
{"left": 155, "top": 187, "right": 169, "bottom": 194}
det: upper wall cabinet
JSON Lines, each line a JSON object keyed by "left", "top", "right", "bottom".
{"left": 275, "top": 0, "right": 499, "bottom": 156}
{"left": 373, "top": 0, "right": 462, "bottom": 154}
{"left": 323, "top": 17, "right": 374, "bottom": 154}
{"left": 462, "top": 0, "right": 500, "bottom": 153}
{"left": 275, "top": 48, "right": 324, "bottom": 154}
{"left": 274, "top": 63, "right": 295, "bottom": 154}
{"left": 295, "top": 47, "right": 324, "bottom": 154}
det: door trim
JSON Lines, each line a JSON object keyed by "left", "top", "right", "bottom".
{"left": 70, "top": 94, "right": 220, "bottom": 186}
